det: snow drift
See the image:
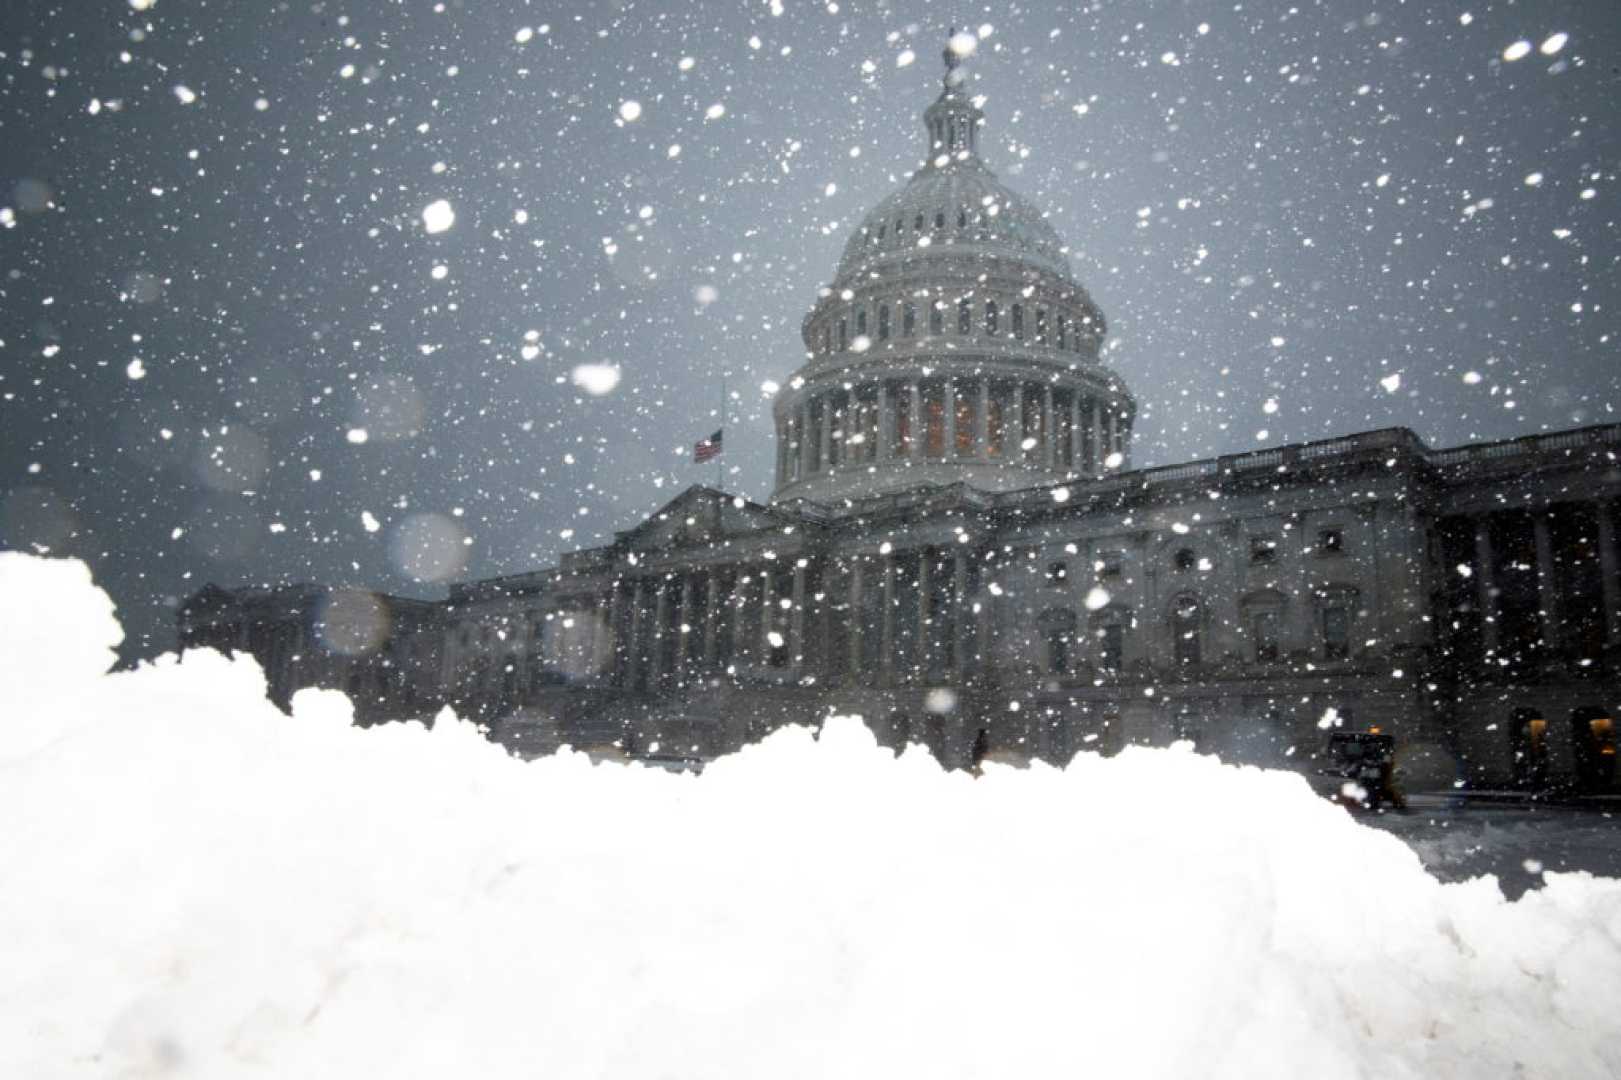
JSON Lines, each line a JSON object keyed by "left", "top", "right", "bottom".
{"left": 2, "top": 552, "right": 1618, "bottom": 1079}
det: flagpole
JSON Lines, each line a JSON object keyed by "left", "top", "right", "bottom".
{"left": 717, "top": 369, "right": 725, "bottom": 491}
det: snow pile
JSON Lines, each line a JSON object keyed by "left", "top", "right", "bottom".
{"left": 2, "top": 553, "right": 1619, "bottom": 1079}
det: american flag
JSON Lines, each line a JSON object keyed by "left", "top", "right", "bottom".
{"left": 693, "top": 428, "right": 724, "bottom": 463}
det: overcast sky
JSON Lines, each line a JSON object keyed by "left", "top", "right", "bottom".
{"left": 2, "top": 0, "right": 1617, "bottom": 661}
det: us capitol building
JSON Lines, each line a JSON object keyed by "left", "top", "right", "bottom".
{"left": 183, "top": 47, "right": 1621, "bottom": 793}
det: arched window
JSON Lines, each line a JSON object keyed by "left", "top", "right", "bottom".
{"left": 877, "top": 224, "right": 886, "bottom": 241}
{"left": 855, "top": 308, "right": 867, "bottom": 337}
{"left": 934, "top": 210, "right": 945, "bottom": 230}
{"left": 1174, "top": 548, "right": 1197, "bottom": 573}
{"left": 1172, "top": 595, "right": 1202, "bottom": 666}
{"left": 914, "top": 213, "right": 925, "bottom": 231}
{"left": 902, "top": 301, "right": 916, "bottom": 336}
{"left": 958, "top": 207, "right": 968, "bottom": 228}
{"left": 985, "top": 300, "right": 1000, "bottom": 336}
{"left": 929, "top": 300, "right": 944, "bottom": 335}
{"left": 1011, "top": 304, "right": 1024, "bottom": 340}
{"left": 878, "top": 304, "right": 890, "bottom": 341}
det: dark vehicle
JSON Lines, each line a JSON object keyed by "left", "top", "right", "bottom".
{"left": 1318, "top": 732, "right": 1405, "bottom": 812}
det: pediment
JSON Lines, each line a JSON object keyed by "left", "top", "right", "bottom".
{"left": 617, "top": 485, "right": 784, "bottom": 553}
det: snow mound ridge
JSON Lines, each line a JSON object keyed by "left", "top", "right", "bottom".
{"left": 1, "top": 552, "right": 1617, "bottom": 1079}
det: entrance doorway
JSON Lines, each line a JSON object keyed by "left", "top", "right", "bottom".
{"left": 1508, "top": 707, "right": 1549, "bottom": 790}
{"left": 1571, "top": 707, "right": 1616, "bottom": 792}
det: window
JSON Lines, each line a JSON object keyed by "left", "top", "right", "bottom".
{"left": 838, "top": 319, "right": 847, "bottom": 351}
{"left": 1173, "top": 596, "right": 1202, "bottom": 666}
{"left": 1250, "top": 537, "right": 1278, "bottom": 564}
{"left": 958, "top": 297, "right": 972, "bottom": 335}
{"left": 1057, "top": 316, "right": 1067, "bottom": 350}
{"left": 954, "top": 381, "right": 976, "bottom": 457}
{"left": 1322, "top": 605, "right": 1350, "bottom": 660}
{"left": 855, "top": 309, "right": 867, "bottom": 337}
{"left": 877, "top": 224, "right": 886, "bottom": 241}
{"left": 985, "top": 300, "right": 999, "bottom": 335}
{"left": 1096, "top": 554, "right": 1123, "bottom": 579}
{"left": 929, "top": 300, "right": 944, "bottom": 335}
{"left": 1174, "top": 548, "right": 1198, "bottom": 572}
{"left": 914, "top": 213, "right": 925, "bottom": 231}
{"left": 957, "top": 207, "right": 967, "bottom": 228}
{"left": 1318, "top": 528, "right": 1345, "bottom": 555}
{"left": 1039, "top": 608, "right": 1077, "bottom": 675}
{"left": 1098, "top": 624, "right": 1124, "bottom": 670}
{"left": 878, "top": 304, "right": 890, "bottom": 341}
{"left": 902, "top": 301, "right": 916, "bottom": 336}
{"left": 822, "top": 326, "right": 831, "bottom": 354}
{"left": 922, "top": 381, "right": 945, "bottom": 458}
{"left": 1047, "top": 561, "right": 1068, "bottom": 585}
{"left": 934, "top": 210, "right": 945, "bottom": 230}
{"left": 1011, "top": 303, "right": 1024, "bottom": 339}
{"left": 1035, "top": 308, "right": 1047, "bottom": 344}
{"left": 1252, "top": 610, "right": 1280, "bottom": 663}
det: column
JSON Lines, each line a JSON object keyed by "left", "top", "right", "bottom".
{"left": 651, "top": 580, "right": 669, "bottom": 685}
{"left": 1597, "top": 501, "right": 1621, "bottom": 645}
{"left": 878, "top": 383, "right": 893, "bottom": 463}
{"left": 1043, "top": 384, "right": 1056, "bottom": 469}
{"left": 943, "top": 379, "right": 957, "bottom": 457}
{"left": 881, "top": 554, "right": 896, "bottom": 675}
{"left": 627, "top": 579, "right": 646, "bottom": 689}
{"left": 791, "top": 561, "right": 807, "bottom": 668}
{"left": 610, "top": 583, "right": 628, "bottom": 682}
{"left": 977, "top": 380, "right": 990, "bottom": 460}
{"left": 1532, "top": 512, "right": 1559, "bottom": 652}
{"left": 849, "top": 559, "right": 864, "bottom": 676}
{"left": 818, "top": 397, "right": 832, "bottom": 474}
{"left": 953, "top": 547, "right": 970, "bottom": 675}
{"left": 676, "top": 574, "right": 693, "bottom": 682}
{"left": 908, "top": 382, "right": 922, "bottom": 462}
{"left": 1072, "top": 393, "right": 1085, "bottom": 475}
{"left": 1105, "top": 409, "right": 1118, "bottom": 464}
{"left": 704, "top": 573, "right": 721, "bottom": 671}
{"left": 917, "top": 551, "right": 931, "bottom": 676}
{"left": 1474, "top": 517, "right": 1499, "bottom": 657}
{"left": 1010, "top": 384, "right": 1025, "bottom": 465}
{"left": 759, "top": 565, "right": 775, "bottom": 660}
{"left": 1091, "top": 397, "right": 1104, "bottom": 473}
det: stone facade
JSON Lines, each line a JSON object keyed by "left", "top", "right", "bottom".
{"left": 180, "top": 50, "right": 1620, "bottom": 793}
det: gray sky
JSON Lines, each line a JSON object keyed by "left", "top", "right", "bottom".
{"left": 2, "top": 0, "right": 1617, "bottom": 660}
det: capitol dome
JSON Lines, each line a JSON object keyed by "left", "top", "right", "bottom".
{"left": 770, "top": 41, "right": 1135, "bottom": 506}
{"left": 833, "top": 156, "right": 1073, "bottom": 283}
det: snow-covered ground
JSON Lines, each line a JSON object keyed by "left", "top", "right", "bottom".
{"left": 3, "top": 552, "right": 1619, "bottom": 1079}
{"left": 1369, "top": 797, "right": 1621, "bottom": 900}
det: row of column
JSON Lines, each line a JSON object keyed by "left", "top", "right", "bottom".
{"left": 1469, "top": 501, "right": 1621, "bottom": 657}
{"left": 776, "top": 378, "right": 1128, "bottom": 485}
{"left": 606, "top": 547, "right": 983, "bottom": 690}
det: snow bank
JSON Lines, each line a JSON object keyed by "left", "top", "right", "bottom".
{"left": 2, "top": 552, "right": 1618, "bottom": 1079}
